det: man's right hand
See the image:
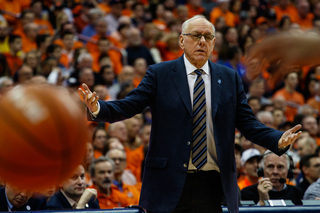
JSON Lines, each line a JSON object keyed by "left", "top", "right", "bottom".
{"left": 76, "top": 188, "right": 97, "bottom": 209}
{"left": 257, "top": 178, "right": 272, "bottom": 206}
{"left": 78, "top": 83, "right": 99, "bottom": 113}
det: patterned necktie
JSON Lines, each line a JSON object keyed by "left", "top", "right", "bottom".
{"left": 192, "top": 69, "right": 207, "bottom": 170}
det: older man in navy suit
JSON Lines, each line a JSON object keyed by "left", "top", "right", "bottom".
{"left": 79, "top": 15, "right": 301, "bottom": 213}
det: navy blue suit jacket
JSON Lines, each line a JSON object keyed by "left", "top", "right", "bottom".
{"left": 93, "top": 56, "right": 286, "bottom": 213}
{"left": 47, "top": 190, "right": 100, "bottom": 209}
{"left": 0, "top": 187, "right": 46, "bottom": 211}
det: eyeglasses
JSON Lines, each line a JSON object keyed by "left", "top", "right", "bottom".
{"left": 182, "top": 33, "right": 215, "bottom": 41}
{"left": 111, "top": 158, "right": 126, "bottom": 162}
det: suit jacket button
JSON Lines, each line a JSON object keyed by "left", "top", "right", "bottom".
{"left": 183, "top": 163, "right": 187, "bottom": 168}
{"left": 187, "top": 141, "right": 191, "bottom": 145}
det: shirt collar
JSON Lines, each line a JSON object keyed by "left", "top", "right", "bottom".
{"left": 271, "top": 183, "right": 287, "bottom": 192}
{"left": 183, "top": 54, "right": 210, "bottom": 76}
{"left": 5, "top": 188, "right": 14, "bottom": 211}
{"left": 60, "top": 190, "right": 77, "bottom": 207}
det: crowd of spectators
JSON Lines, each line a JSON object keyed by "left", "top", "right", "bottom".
{"left": 1, "top": 0, "right": 320, "bottom": 210}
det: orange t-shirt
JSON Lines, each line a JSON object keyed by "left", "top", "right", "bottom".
{"left": 53, "top": 39, "right": 84, "bottom": 50}
{"left": 34, "top": 18, "right": 54, "bottom": 35}
{"left": 152, "top": 19, "right": 167, "bottom": 31}
{"left": 291, "top": 13, "right": 314, "bottom": 29}
{"left": 99, "top": 3, "right": 111, "bottom": 14}
{"left": 185, "top": 3, "right": 205, "bottom": 18}
{"left": 273, "top": 5, "right": 298, "bottom": 21}
{"left": 94, "top": 150, "right": 103, "bottom": 159}
{"left": 113, "top": 182, "right": 140, "bottom": 205}
{"left": 156, "top": 40, "right": 184, "bottom": 61}
{"left": 90, "top": 185, "right": 129, "bottom": 209}
{"left": 238, "top": 176, "right": 256, "bottom": 190}
{"left": 210, "top": 7, "right": 236, "bottom": 27}
{"left": 3, "top": 52, "right": 23, "bottom": 76}
{"left": 125, "top": 146, "right": 144, "bottom": 183}
{"left": 86, "top": 34, "right": 123, "bottom": 55}
{"left": 91, "top": 50, "right": 123, "bottom": 75}
{"left": 0, "top": 0, "right": 21, "bottom": 25}
{"left": 273, "top": 88, "right": 305, "bottom": 122}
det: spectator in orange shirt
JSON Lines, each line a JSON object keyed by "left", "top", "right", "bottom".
{"left": 36, "top": 34, "right": 52, "bottom": 61}
{"left": 74, "top": 1, "right": 95, "bottom": 33}
{"left": 176, "top": 5, "right": 189, "bottom": 23}
{"left": 106, "top": 148, "right": 140, "bottom": 205}
{"left": 273, "top": 0, "right": 298, "bottom": 22}
{"left": 4, "top": 35, "right": 23, "bottom": 76}
{"left": 238, "top": 148, "right": 260, "bottom": 190}
{"left": 0, "top": 0, "right": 22, "bottom": 26}
{"left": 292, "top": 0, "right": 314, "bottom": 29}
{"left": 108, "top": 121, "right": 128, "bottom": 145}
{"left": 273, "top": 72, "right": 305, "bottom": 122}
{"left": 210, "top": 0, "right": 236, "bottom": 27}
{"left": 156, "top": 32, "right": 183, "bottom": 62}
{"left": 132, "top": 58, "right": 147, "bottom": 88}
{"left": 31, "top": 0, "right": 54, "bottom": 35}
{"left": 60, "top": 31, "right": 75, "bottom": 69}
{"left": 185, "top": 0, "right": 205, "bottom": 18}
{"left": 12, "top": 10, "right": 35, "bottom": 38}
{"left": 90, "top": 157, "right": 129, "bottom": 209}
{"left": 21, "top": 23, "right": 39, "bottom": 53}
{"left": 152, "top": 4, "right": 168, "bottom": 31}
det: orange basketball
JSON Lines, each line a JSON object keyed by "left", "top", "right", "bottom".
{"left": 0, "top": 84, "right": 89, "bottom": 191}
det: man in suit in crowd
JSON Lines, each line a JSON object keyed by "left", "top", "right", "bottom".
{"left": 0, "top": 184, "right": 46, "bottom": 211}
{"left": 79, "top": 15, "right": 301, "bottom": 213}
{"left": 47, "top": 165, "right": 99, "bottom": 209}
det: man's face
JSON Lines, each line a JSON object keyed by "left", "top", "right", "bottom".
{"left": 304, "top": 157, "right": 320, "bottom": 182}
{"left": 62, "top": 34, "right": 74, "bottom": 50}
{"left": 297, "top": 138, "right": 314, "bottom": 157}
{"left": 285, "top": 72, "right": 298, "bottom": 89}
{"left": 179, "top": 18, "right": 215, "bottom": 68}
{"left": 108, "top": 149, "right": 126, "bottom": 175}
{"left": 248, "top": 99, "right": 260, "bottom": 115}
{"left": 6, "top": 185, "right": 33, "bottom": 208}
{"left": 125, "top": 118, "right": 140, "bottom": 139}
{"left": 244, "top": 157, "right": 259, "bottom": 178}
{"left": 302, "top": 116, "right": 318, "bottom": 136}
{"left": 120, "top": 66, "right": 134, "bottom": 83}
{"left": 97, "top": 40, "right": 110, "bottom": 54}
{"left": 61, "top": 165, "right": 86, "bottom": 199}
{"left": 11, "top": 38, "right": 22, "bottom": 52}
{"left": 84, "top": 142, "right": 94, "bottom": 166}
{"left": 79, "top": 68, "right": 94, "bottom": 87}
{"left": 249, "top": 82, "right": 265, "bottom": 98}
{"left": 25, "top": 53, "right": 37, "bottom": 68}
{"left": 18, "top": 66, "right": 33, "bottom": 84}
{"left": 93, "top": 161, "right": 114, "bottom": 190}
{"left": 95, "top": 20, "right": 108, "bottom": 35}
{"left": 264, "top": 154, "right": 288, "bottom": 189}
{"left": 273, "top": 109, "right": 285, "bottom": 126}
{"left": 110, "top": 122, "right": 127, "bottom": 143}
{"left": 21, "top": 13, "right": 35, "bottom": 26}
{"left": 102, "top": 66, "right": 115, "bottom": 84}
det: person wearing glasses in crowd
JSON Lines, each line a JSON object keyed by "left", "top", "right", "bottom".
{"left": 79, "top": 15, "right": 301, "bottom": 213}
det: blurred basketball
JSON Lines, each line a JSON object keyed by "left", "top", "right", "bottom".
{"left": 0, "top": 84, "right": 89, "bottom": 191}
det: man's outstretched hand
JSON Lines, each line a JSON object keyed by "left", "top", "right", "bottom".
{"left": 278, "top": 124, "right": 302, "bottom": 149}
{"left": 78, "top": 83, "right": 99, "bottom": 112}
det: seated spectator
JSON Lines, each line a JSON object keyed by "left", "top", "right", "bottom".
{"left": 92, "top": 127, "right": 108, "bottom": 159}
{"left": 47, "top": 165, "right": 99, "bottom": 209}
{"left": 21, "top": 23, "right": 39, "bottom": 53}
{"left": 125, "top": 28, "right": 155, "bottom": 66}
{"left": 297, "top": 136, "right": 318, "bottom": 158}
{"left": 246, "top": 78, "right": 272, "bottom": 105}
{"left": 273, "top": 108, "right": 286, "bottom": 130}
{"left": 292, "top": 0, "right": 314, "bottom": 29}
{"left": 106, "top": 148, "right": 140, "bottom": 205}
{"left": 247, "top": 96, "right": 261, "bottom": 116}
{"left": 104, "top": 0, "right": 123, "bottom": 34}
{"left": 241, "top": 150, "right": 302, "bottom": 205}
{"left": 273, "top": 72, "right": 305, "bottom": 122}
{"left": 210, "top": 0, "right": 236, "bottom": 27}
{"left": 3, "top": 35, "right": 23, "bottom": 76}
{"left": 238, "top": 148, "right": 260, "bottom": 190}
{"left": 132, "top": 58, "right": 147, "bottom": 88}
{"left": 185, "top": 0, "right": 205, "bottom": 18}
{"left": 31, "top": 0, "right": 54, "bottom": 35}
{"left": 301, "top": 115, "right": 320, "bottom": 146}
{"left": 84, "top": 142, "right": 94, "bottom": 186}
{"left": 0, "top": 184, "right": 46, "bottom": 211}
{"left": 14, "top": 64, "right": 33, "bottom": 85}
{"left": 297, "top": 154, "right": 320, "bottom": 197}
{"left": 89, "top": 157, "right": 129, "bottom": 209}
{"left": 304, "top": 177, "right": 320, "bottom": 199}
{"left": 81, "top": 8, "right": 103, "bottom": 39}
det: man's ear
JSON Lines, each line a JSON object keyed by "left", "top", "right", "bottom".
{"left": 302, "top": 165, "right": 309, "bottom": 175}
{"left": 179, "top": 35, "right": 184, "bottom": 50}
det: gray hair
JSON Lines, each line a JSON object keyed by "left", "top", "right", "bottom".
{"left": 90, "top": 156, "right": 115, "bottom": 178}
{"left": 77, "top": 52, "right": 93, "bottom": 63}
{"left": 105, "top": 148, "right": 127, "bottom": 160}
{"left": 260, "top": 150, "right": 291, "bottom": 169}
{"left": 0, "top": 76, "right": 13, "bottom": 90}
{"left": 256, "top": 111, "right": 274, "bottom": 123}
{"left": 181, "top": 15, "right": 215, "bottom": 35}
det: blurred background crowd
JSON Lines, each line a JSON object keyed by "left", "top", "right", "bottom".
{"left": 1, "top": 0, "right": 320, "bottom": 210}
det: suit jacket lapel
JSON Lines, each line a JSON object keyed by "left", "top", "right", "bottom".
{"left": 171, "top": 56, "right": 192, "bottom": 117}
{"left": 209, "top": 61, "right": 222, "bottom": 120}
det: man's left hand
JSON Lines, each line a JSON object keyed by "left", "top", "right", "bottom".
{"left": 278, "top": 124, "right": 302, "bottom": 149}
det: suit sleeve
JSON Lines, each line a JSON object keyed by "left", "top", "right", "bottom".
{"left": 234, "top": 71, "right": 285, "bottom": 154}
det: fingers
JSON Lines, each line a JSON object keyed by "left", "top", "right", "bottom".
{"left": 290, "top": 124, "right": 302, "bottom": 133}
{"left": 82, "top": 83, "right": 89, "bottom": 91}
